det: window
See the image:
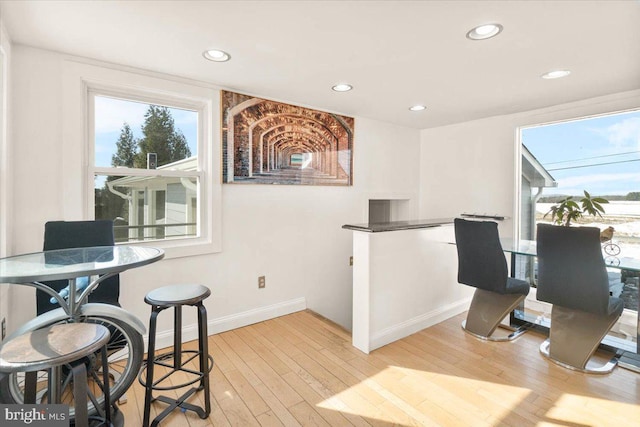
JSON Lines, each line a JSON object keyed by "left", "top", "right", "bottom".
{"left": 90, "top": 94, "right": 201, "bottom": 244}
{"left": 62, "top": 62, "right": 220, "bottom": 257}
{"left": 518, "top": 108, "right": 640, "bottom": 351}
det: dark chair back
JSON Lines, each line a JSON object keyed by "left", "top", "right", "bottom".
{"left": 454, "top": 218, "right": 508, "bottom": 293}
{"left": 37, "top": 220, "right": 120, "bottom": 315}
{"left": 536, "top": 224, "right": 609, "bottom": 315}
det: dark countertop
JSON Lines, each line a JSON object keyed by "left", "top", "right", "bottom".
{"left": 342, "top": 218, "right": 454, "bottom": 233}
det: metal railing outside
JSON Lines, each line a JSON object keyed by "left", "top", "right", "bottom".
{"left": 113, "top": 223, "right": 197, "bottom": 243}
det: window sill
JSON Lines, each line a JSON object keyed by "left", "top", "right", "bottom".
{"left": 119, "top": 237, "right": 221, "bottom": 260}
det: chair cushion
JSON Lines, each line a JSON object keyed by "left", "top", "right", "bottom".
{"left": 505, "top": 277, "right": 530, "bottom": 296}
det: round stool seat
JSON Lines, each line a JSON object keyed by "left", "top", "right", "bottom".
{"left": 144, "top": 284, "right": 211, "bottom": 306}
{"left": 0, "top": 323, "right": 110, "bottom": 373}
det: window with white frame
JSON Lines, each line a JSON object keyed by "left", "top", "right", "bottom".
{"left": 517, "top": 108, "right": 640, "bottom": 352}
{"left": 89, "top": 92, "right": 203, "bottom": 244}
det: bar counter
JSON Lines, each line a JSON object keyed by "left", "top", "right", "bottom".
{"left": 342, "top": 218, "right": 453, "bottom": 233}
{"left": 343, "top": 218, "right": 472, "bottom": 353}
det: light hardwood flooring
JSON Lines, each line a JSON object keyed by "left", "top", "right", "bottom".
{"left": 124, "top": 310, "right": 640, "bottom": 426}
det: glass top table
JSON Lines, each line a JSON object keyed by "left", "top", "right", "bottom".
{"left": 0, "top": 246, "right": 165, "bottom": 317}
{"left": 500, "top": 238, "right": 640, "bottom": 272}
{"left": 0, "top": 246, "right": 165, "bottom": 407}
{"left": 500, "top": 237, "right": 640, "bottom": 372}
{"left": 0, "top": 246, "right": 164, "bottom": 283}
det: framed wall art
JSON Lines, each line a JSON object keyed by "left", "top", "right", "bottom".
{"left": 221, "top": 90, "right": 354, "bottom": 185}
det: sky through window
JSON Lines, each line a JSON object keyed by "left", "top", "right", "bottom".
{"left": 94, "top": 96, "right": 198, "bottom": 169}
{"left": 522, "top": 110, "right": 640, "bottom": 196}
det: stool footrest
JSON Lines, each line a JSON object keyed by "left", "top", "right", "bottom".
{"left": 138, "top": 350, "right": 214, "bottom": 391}
{"left": 150, "top": 388, "right": 207, "bottom": 427}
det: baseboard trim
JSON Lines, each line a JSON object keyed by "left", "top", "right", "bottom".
{"left": 146, "top": 297, "right": 307, "bottom": 351}
{"left": 369, "top": 298, "right": 471, "bottom": 352}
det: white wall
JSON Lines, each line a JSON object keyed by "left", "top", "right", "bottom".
{"left": 7, "top": 46, "right": 421, "bottom": 342}
{"left": 419, "top": 90, "right": 640, "bottom": 236}
{"left": 0, "top": 18, "right": 12, "bottom": 339}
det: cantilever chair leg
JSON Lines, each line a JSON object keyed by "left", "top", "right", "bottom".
{"left": 462, "top": 289, "right": 528, "bottom": 341}
{"left": 539, "top": 305, "right": 621, "bottom": 374}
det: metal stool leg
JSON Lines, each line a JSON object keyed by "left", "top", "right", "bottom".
{"left": 197, "top": 302, "right": 211, "bottom": 417}
{"left": 174, "top": 305, "right": 182, "bottom": 369}
{"left": 101, "top": 346, "right": 111, "bottom": 426}
{"left": 71, "top": 364, "right": 88, "bottom": 427}
{"left": 24, "top": 371, "right": 37, "bottom": 404}
{"left": 143, "top": 307, "right": 160, "bottom": 427}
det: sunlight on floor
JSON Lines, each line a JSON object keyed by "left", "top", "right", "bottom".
{"left": 317, "top": 365, "right": 532, "bottom": 425}
{"left": 316, "top": 365, "right": 640, "bottom": 426}
{"left": 544, "top": 393, "right": 640, "bottom": 427}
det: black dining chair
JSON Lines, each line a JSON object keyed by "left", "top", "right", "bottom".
{"left": 454, "top": 218, "right": 530, "bottom": 341}
{"left": 536, "top": 223, "right": 623, "bottom": 373}
{"left": 37, "top": 220, "right": 120, "bottom": 315}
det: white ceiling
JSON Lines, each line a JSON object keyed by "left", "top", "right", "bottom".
{"left": 1, "top": 1, "right": 639, "bottom": 129}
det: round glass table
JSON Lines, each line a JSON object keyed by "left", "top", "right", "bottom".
{"left": 0, "top": 245, "right": 164, "bottom": 419}
{"left": 0, "top": 246, "right": 164, "bottom": 316}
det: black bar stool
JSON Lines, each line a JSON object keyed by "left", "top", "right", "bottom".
{"left": 0, "top": 323, "right": 112, "bottom": 427}
{"left": 139, "top": 284, "right": 213, "bottom": 427}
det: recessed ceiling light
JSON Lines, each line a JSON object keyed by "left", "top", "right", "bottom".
{"left": 466, "top": 23, "right": 503, "bottom": 40}
{"left": 203, "top": 49, "right": 231, "bottom": 62}
{"left": 541, "top": 70, "right": 571, "bottom": 79}
{"left": 332, "top": 83, "right": 353, "bottom": 92}
{"left": 409, "top": 105, "right": 427, "bottom": 111}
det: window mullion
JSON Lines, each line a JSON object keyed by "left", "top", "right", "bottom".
{"left": 93, "top": 167, "right": 199, "bottom": 178}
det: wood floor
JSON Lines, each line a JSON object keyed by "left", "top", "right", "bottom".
{"left": 122, "top": 310, "right": 640, "bottom": 427}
